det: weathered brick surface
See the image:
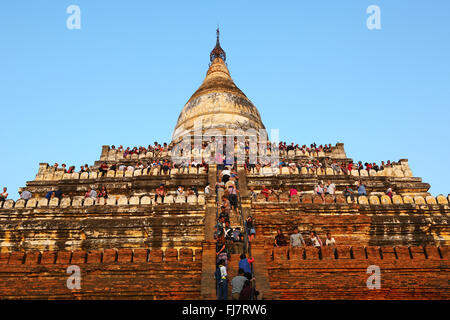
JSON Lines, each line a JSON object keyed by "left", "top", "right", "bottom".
{"left": 250, "top": 202, "right": 449, "bottom": 246}
{"left": 0, "top": 248, "right": 202, "bottom": 299}
{"left": 265, "top": 245, "right": 449, "bottom": 300}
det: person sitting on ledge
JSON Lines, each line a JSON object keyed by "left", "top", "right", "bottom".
{"left": 176, "top": 185, "right": 185, "bottom": 196}
{"left": 204, "top": 183, "right": 212, "bottom": 196}
{"left": 310, "top": 231, "right": 322, "bottom": 249}
{"left": 326, "top": 180, "right": 336, "bottom": 196}
{"left": 85, "top": 188, "right": 97, "bottom": 199}
{"left": 98, "top": 162, "right": 108, "bottom": 177}
{"left": 314, "top": 183, "right": 325, "bottom": 203}
{"left": 19, "top": 189, "right": 32, "bottom": 202}
{"left": 386, "top": 187, "right": 393, "bottom": 199}
{"left": 344, "top": 186, "right": 355, "bottom": 203}
{"left": 358, "top": 181, "right": 367, "bottom": 196}
{"left": 162, "top": 159, "right": 171, "bottom": 175}
{"left": 260, "top": 185, "right": 271, "bottom": 200}
{"left": 279, "top": 158, "right": 287, "bottom": 173}
{"left": 45, "top": 190, "right": 54, "bottom": 200}
{"left": 289, "top": 186, "right": 298, "bottom": 198}
{"left": 155, "top": 184, "right": 166, "bottom": 203}
{"left": 274, "top": 229, "right": 288, "bottom": 247}
{"left": 97, "top": 186, "right": 108, "bottom": 202}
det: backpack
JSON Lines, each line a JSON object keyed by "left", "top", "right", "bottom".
{"left": 214, "top": 267, "right": 221, "bottom": 281}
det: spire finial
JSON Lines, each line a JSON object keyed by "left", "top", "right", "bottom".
{"left": 210, "top": 27, "right": 226, "bottom": 62}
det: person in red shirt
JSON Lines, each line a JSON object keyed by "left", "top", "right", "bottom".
{"left": 99, "top": 162, "right": 109, "bottom": 177}
{"left": 260, "top": 185, "right": 271, "bottom": 199}
{"left": 347, "top": 162, "right": 353, "bottom": 173}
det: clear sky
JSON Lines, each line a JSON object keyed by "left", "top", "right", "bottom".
{"left": 0, "top": 0, "right": 449, "bottom": 197}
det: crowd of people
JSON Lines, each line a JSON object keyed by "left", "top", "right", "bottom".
{"left": 248, "top": 179, "right": 395, "bottom": 204}
{"left": 245, "top": 156, "right": 400, "bottom": 176}
{"left": 213, "top": 166, "right": 259, "bottom": 300}
{"left": 274, "top": 228, "right": 336, "bottom": 249}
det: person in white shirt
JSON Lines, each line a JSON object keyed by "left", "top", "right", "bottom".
{"left": 327, "top": 181, "right": 336, "bottom": 195}
{"left": 204, "top": 183, "right": 211, "bottom": 195}
{"left": 314, "top": 183, "right": 325, "bottom": 202}
{"left": 217, "top": 259, "right": 228, "bottom": 300}
{"left": 20, "top": 190, "right": 32, "bottom": 201}
{"left": 325, "top": 232, "right": 336, "bottom": 247}
{"left": 0, "top": 187, "right": 8, "bottom": 202}
{"left": 176, "top": 185, "right": 184, "bottom": 196}
{"left": 310, "top": 231, "right": 322, "bottom": 248}
{"left": 221, "top": 167, "right": 231, "bottom": 183}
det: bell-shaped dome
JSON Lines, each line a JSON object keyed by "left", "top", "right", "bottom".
{"left": 172, "top": 29, "right": 266, "bottom": 144}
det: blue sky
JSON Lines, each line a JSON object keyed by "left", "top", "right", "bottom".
{"left": 0, "top": 0, "right": 449, "bottom": 197}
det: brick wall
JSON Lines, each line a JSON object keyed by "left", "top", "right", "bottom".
{"left": 0, "top": 248, "right": 202, "bottom": 299}
{"left": 265, "top": 245, "right": 449, "bottom": 300}
{"left": 251, "top": 203, "right": 449, "bottom": 246}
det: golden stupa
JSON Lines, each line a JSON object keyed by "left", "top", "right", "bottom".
{"left": 172, "top": 29, "right": 267, "bottom": 143}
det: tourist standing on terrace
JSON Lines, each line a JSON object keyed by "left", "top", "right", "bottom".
{"left": 358, "top": 181, "right": 367, "bottom": 196}
{"left": 0, "top": 187, "right": 8, "bottom": 202}
{"left": 290, "top": 227, "right": 305, "bottom": 248}
{"left": 274, "top": 229, "right": 288, "bottom": 247}
{"left": 325, "top": 232, "right": 336, "bottom": 247}
{"left": 310, "top": 231, "right": 322, "bottom": 248}
{"left": 155, "top": 184, "right": 166, "bottom": 203}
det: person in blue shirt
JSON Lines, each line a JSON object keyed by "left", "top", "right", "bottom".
{"left": 238, "top": 253, "right": 254, "bottom": 275}
{"left": 358, "top": 182, "right": 367, "bottom": 196}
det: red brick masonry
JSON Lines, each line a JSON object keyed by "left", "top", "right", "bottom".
{"left": 0, "top": 245, "right": 447, "bottom": 299}
{"left": 0, "top": 248, "right": 202, "bottom": 299}
{"left": 265, "top": 245, "right": 449, "bottom": 299}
